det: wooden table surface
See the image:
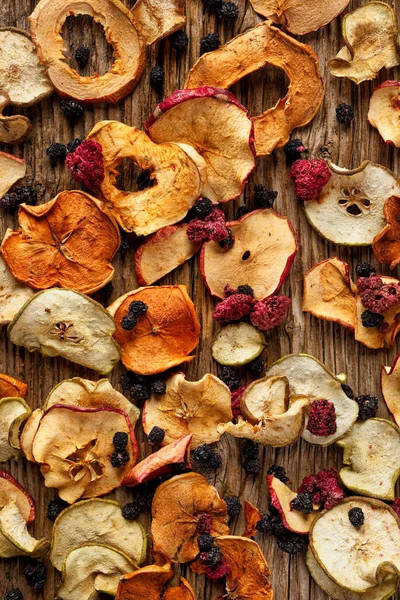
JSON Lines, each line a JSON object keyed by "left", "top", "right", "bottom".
{"left": 1, "top": 0, "right": 399, "bottom": 598}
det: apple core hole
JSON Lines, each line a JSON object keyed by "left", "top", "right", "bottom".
{"left": 62, "top": 15, "right": 114, "bottom": 77}
{"left": 115, "top": 159, "right": 155, "bottom": 192}
{"left": 361, "top": 198, "right": 371, "bottom": 207}
{"left": 341, "top": 188, "right": 351, "bottom": 196}
{"left": 347, "top": 204, "right": 362, "bottom": 216}
{"left": 242, "top": 250, "right": 251, "bottom": 261}
{"left": 232, "top": 64, "right": 290, "bottom": 118}
{"left": 338, "top": 199, "right": 347, "bottom": 205}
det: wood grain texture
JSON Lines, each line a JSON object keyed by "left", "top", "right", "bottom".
{"left": 0, "top": 0, "right": 399, "bottom": 598}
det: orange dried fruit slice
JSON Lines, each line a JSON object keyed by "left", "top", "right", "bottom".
{"left": 117, "top": 562, "right": 174, "bottom": 600}
{"left": 373, "top": 196, "right": 400, "bottom": 269}
{"left": 131, "top": 0, "right": 185, "bottom": 45}
{"left": 243, "top": 501, "right": 262, "bottom": 538}
{"left": 0, "top": 373, "right": 27, "bottom": 399}
{"left": 0, "top": 92, "right": 31, "bottom": 144}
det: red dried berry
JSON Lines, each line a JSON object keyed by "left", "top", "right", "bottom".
{"left": 206, "top": 557, "right": 231, "bottom": 580}
{"left": 197, "top": 512, "right": 213, "bottom": 534}
{"left": 231, "top": 385, "right": 246, "bottom": 419}
{"left": 213, "top": 294, "right": 254, "bottom": 323}
{"left": 299, "top": 468, "right": 344, "bottom": 510}
{"left": 66, "top": 139, "right": 104, "bottom": 189}
{"left": 357, "top": 275, "right": 400, "bottom": 315}
{"left": 306, "top": 399, "right": 337, "bottom": 437}
{"left": 290, "top": 159, "right": 331, "bottom": 201}
{"left": 187, "top": 207, "right": 229, "bottom": 243}
{"left": 249, "top": 295, "right": 290, "bottom": 331}
{"left": 393, "top": 498, "right": 400, "bottom": 518}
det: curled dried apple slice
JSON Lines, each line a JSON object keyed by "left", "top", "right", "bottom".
{"left": 368, "top": 82, "right": 400, "bottom": 148}
{"left": 8, "top": 288, "right": 120, "bottom": 374}
{"left": 328, "top": 2, "right": 400, "bottom": 84}
{"left": 373, "top": 196, "right": 400, "bottom": 269}
{"left": 116, "top": 561, "right": 174, "bottom": 600}
{"left": 268, "top": 475, "right": 318, "bottom": 534}
{"left": 151, "top": 472, "right": 229, "bottom": 563}
{"left": 0, "top": 373, "right": 27, "bottom": 400}
{"left": 337, "top": 418, "right": 400, "bottom": 500}
{"left": 0, "top": 499, "right": 49, "bottom": 558}
{"left": 1, "top": 191, "right": 120, "bottom": 294}
{"left": 0, "top": 470, "right": 35, "bottom": 523}
{"left": 88, "top": 121, "right": 205, "bottom": 235}
{"left": 108, "top": 286, "right": 200, "bottom": 375}
{"left": 143, "top": 373, "right": 232, "bottom": 448}
{"left": 131, "top": 0, "right": 185, "bottom": 45}
{"left": 185, "top": 21, "right": 325, "bottom": 156}
{"left": 382, "top": 353, "right": 400, "bottom": 426}
{"left": 163, "top": 579, "right": 195, "bottom": 600}
{"left": 146, "top": 87, "right": 256, "bottom": 204}
{"left": 135, "top": 224, "right": 201, "bottom": 286}
{"left": 310, "top": 497, "right": 400, "bottom": 594}
{"left": 0, "top": 397, "right": 31, "bottom": 462}
{"left": 212, "top": 323, "right": 266, "bottom": 366}
{"left": 0, "top": 92, "right": 31, "bottom": 144}
{"left": 0, "top": 255, "right": 35, "bottom": 326}
{"left": 201, "top": 209, "right": 297, "bottom": 300}
{"left": 19, "top": 408, "right": 43, "bottom": 463}
{"left": 240, "top": 375, "right": 289, "bottom": 424}
{"left": 0, "top": 151, "right": 26, "bottom": 198}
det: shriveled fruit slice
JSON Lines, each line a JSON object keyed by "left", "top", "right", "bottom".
{"left": 1, "top": 191, "right": 120, "bottom": 294}
{"left": 8, "top": 288, "right": 120, "bottom": 374}
{"left": 134, "top": 224, "right": 201, "bottom": 286}
{"left": 214, "top": 536, "right": 273, "bottom": 600}
{"left": 19, "top": 408, "right": 43, "bottom": 463}
{"left": 32, "top": 405, "right": 137, "bottom": 504}
{"left": 58, "top": 544, "right": 137, "bottom": 600}
{"left": 243, "top": 501, "right": 262, "bottom": 538}
{"left": 185, "top": 21, "right": 325, "bottom": 156}
{"left": 108, "top": 286, "right": 200, "bottom": 375}
{"left": 268, "top": 475, "right": 318, "bottom": 534}
{"left": 50, "top": 498, "right": 146, "bottom": 571}
{"left": 337, "top": 419, "right": 400, "bottom": 500}
{"left": 0, "top": 373, "right": 27, "bottom": 400}
{"left": 163, "top": 578, "right": 196, "bottom": 600}
{"left": 0, "top": 92, "right": 31, "bottom": 144}
{"left": 116, "top": 561, "right": 174, "bottom": 600}
{"left": 143, "top": 373, "right": 232, "bottom": 448}
{"left": 240, "top": 375, "right": 289, "bottom": 424}
{"left": 151, "top": 472, "right": 229, "bottom": 563}
{"left": 201, "top": 209, "right": 297, "bottom": 299}
{"left": 0, "top": 28, "right": 52, "bottom": 106}
{"left": 145, "top": 87, "right": 256, "bottom": 204}
{"left": 0, "top": 397, "right": 31, "bottom": 461}
{"left": 0, "top": 499, "right": 49, "bottom": 558}
{"left": 30, "top": 0, "right": 145, "bottom": 103}
{"left": 328, "top": 3, "right": 400, "bottom": 84}
{"left": 0, "top": 470, "right": 35, "bottom": 523}
{"left": 373, "top": 196, "right": 400, "bottom": 269}
{"left": 88, "top": 121, "right": 205, "bottom": 235}
{"left": 368, "top": 81, "right": 400, "bottom": 148}
{"left": 131, "top": 0, "right": 185, "bottom": 45}
{"left": 0, "top": 255, "right": 35, "bottom": 325}
{"left": 249, "top": 0, "right": 350, "bottom": 35}
{"left": 303, "top": 161, "right": 400, "bottom": 245}
{"left": 212, "top": 323, "right": 266, "bottom": 366}
{"left": 0, "top": 152, "right": 26, "bottom": 198}
{"left": 381, "top": 353, "right": 400, "bottom": 426}
{"left": 310, "top": 497, "right": 400, "bottom": 593}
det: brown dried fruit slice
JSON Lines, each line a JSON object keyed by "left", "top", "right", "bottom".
{"left": 151, "top": 472, "right": 229, "bottom": 563}
{"left": 185, "top": 21, "right": 325, "bottom": 156}
{"left": 1, "top": 191, "right": 120, "bottom": 294}
{"left": 382, "top": 353, "right": 400, "bottom": 426}
{"left": 0, "top": 397, "right": 31, "bottom": 462}
{"left": 268, "top": 475, "right": 318, "bottom": 534}
{"left": 0, "top": 92, "right": 31, "bottom": 144}
{"left": 373, "top": 196, "right": 400, "bottom": 269}
{"left": 0, "top": 470, "right": 36, "bottom": 523}
{"left": 240, "top": 375, "right": 289, "bottom": 424}
{"left": 0, "top": 151, "right": 26, "bottom": 198}
{"left": 201, "top": 209, "right": 297, "bottom": 300}
{"left": 163, "top": 579, "right": 195, "bottom": 600}
{"left": 368, "top": 81, "right": 400, "bottom": 148}
{"left": 0, "top": 255, "right": 35, "bottom": 326}
{"left": 249, "top": 0, "right": 350, "bottom": 35}
{"left": 142, "top": 373, "right": 232, "bottom": 448}
{"left": 131, "top": 0, "right": 185, "bottom": 45}
{"left": 19, "top": 409, "right": 43, "bottom": 463}
{"left": 116, "top": 561, "right": 174, "bottom": 600}
{"left": 0, "top": 374, "right": 27, "bottom": 400}
{"left": 134, "top": 224, "right": 200, "bottom": 286}
{"left": 243, "top": 501, "right": 262, "bottom": 538}
{"left": 108, "top": 286, "right": 200, "bottom": 375}
{"left": 328, "top": 2, "right": 400, "bottom": 84}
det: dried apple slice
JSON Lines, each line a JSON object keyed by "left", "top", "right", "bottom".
{"left": 185, "top": 21, "right": 325, "bottom": 156}
{"left": 337, "top": 418, "right": 400, "bottom": 500}
{"left": 0, "top": 374, "right": 27, "bottom": 400}
{"left": 268, "top": 475, "right": 318, "bottom": 534}
{"left": 108, "top": 286, "right": 200, "bottom": 375}
{"left": 131, "top": 0, "right": 185, "bottom": 45}
{"left": 0, "top": 470, "right": 35, "bottom": 523}
{"left": 328, "top": 2, "right": 400, "bottom": 84}
{"left": 0, "top": 397, "right": 31, "bottom": 462}
{"left": 19, "top": 408, "right": 43, "bottom": 463}
{"left": 368, "top": 81, "right": 400, "bottom": 147}
{"left": 243, "top": 501, "right": 262, "bottom": 538}
{"left": 249, "top": 0, "right": 350, "bottom": 35}
{"left": 88, "top": 121, "right": 205, "bottom": 235}
{"left": 134, "top": 224, "right": 201, "bottom": 286}
{"left": 151, "top": 472, "right": 229, "bottom": 563}
{"left": 303, "top": 161, "right": 400, "bottom": 245}
{"left": 0, "top": 152, "right": 26, "bottom": 198}
{"left": 8, "top": 288, "right": 120, "bottom": 374}
{"left": 0, "top": 499, "right": 49, "bottom": 558}
{"left": 212, "top": 323, "right": 266, "bottom": 366}
{"left": 146, "top": 87, "right": 256, "bottom": 204}
{"left": 382, "top": 353, "right": 400, "bottom": 426}
{"left": 373, "top": 196, "right": 400, "bottom": 269}
{"left": 0, "top": 92, "right": 31, "bottom": 144}
{"left": 310, "top": 497, "right": 400, "bottom": 594}
{"left": 0, "top": 255, "right": 35, "bottom": 326}
{"left": 50, "top": 498, "right": 146, "bottom": 571}
{"left": 240, "top": 375, "right": 289, "bottom": 424}
{"left": 201, "top": 209, "right": 297, "bottom": 300}
{"left": 163, "top": 579, "right": 195, "bottom": 600}
{"left": 1, "top": 191, "right": 121, "bottom": 294}
{"left": 116, "top": 561, "right": 174, "bottom": 600}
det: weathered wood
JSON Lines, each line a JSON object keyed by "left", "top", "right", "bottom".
{"left": 0, "top": 0, "right": 399, "bottom": 598}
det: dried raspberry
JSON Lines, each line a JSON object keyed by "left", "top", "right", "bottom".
{"left": 393, "top": 498, "right": 400, "bottom": 518}
{"left": 231, "top": 385, "right": 246, "bottom": 419}
{"left": 250, "top": 295, "right": 290, "bottom": 331}
{"left": 187, "top": 208, "right": 229, "bottom": 243}
{"left": 357, "top": 275, "right": 400, "bottom": 315}
{"left": 197, "top": 512, "right": 213, "bottom": 534}
{"left": 213, "top": 294, "right": 254, "bottom": 323}
{"left": 299, "top": 468, "right": 344, "bottom": 510}
{"left": 66, "top": 139, "right": 104, "bottom": 189}
{"left": 306, "top": 399, "right": 337, "bottom": 437}
{"left": 290, "top": 159, "right": 331, "bottom": 201}
{"left": 200, "top": 546, "right": 223, "bottom": 566}
{"left": 206, "top": 557, "right": 231, "bottom": 580}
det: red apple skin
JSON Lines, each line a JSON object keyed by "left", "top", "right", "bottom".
{"left": 0, "top": 470, "right": 36, "bottom": 523}
{"left": 368, "top": 81, "right": 400, "bottom": 146}
{"left": 0, "top": 151, "right": 25, "bottom": 166}
{"left": 135, "top": 225, "right": 178, "bottom": 285}
{"left": 267, "top": 474, "right": 297, "bottom": 532}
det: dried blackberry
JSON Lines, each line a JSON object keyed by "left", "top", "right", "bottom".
{"left": 120, "top": 371, "right": 139, "bottom": 391}
{"left": 121, "top": 313, "right": 137, "bottom": 330}
{"left": 235, "top": 205, "right": 250, "bottom": 220}
{"left": 149, "top": 379, "right": 166, "bottom": 395}
{"left": 113, "top": 431, "right": 129, "bottom": 451}
{"left": 267, "top": 465, "right": 289, "bottom": 484}
{"left": 171, "top": 30, "right": 189, "bottom": 51}
{"left": 200, "top": 546, "right": 223, "bottom": 566}
{"left": 129, "top": 300, "right": 148, "bottom": 317}
{"left": 248, "top": 356, "right": 265, "bottom": 376}
{"left": 290, "top": 492, "right": 314, "bottom": 515}
{"left": 201, "top": 0, "right": 222, "bottom": 10}
{"left": 237, "top": 284, "right": 254, "bottom": 297}
{"left": 270, "top": 514, "right": 287, "bottom": 536}
{"left": 119, "top": 231, "right": 130, "bottom": 255}
{"left": 277, "top": 532, "right": 307, "bottom": 554}
{"left": 336, "top": 103, "right": 354, "bottom": 125}
{"left": 129, "top": 383, "right": 151, "bottom": 402}
{"left": 224, "top": 496, "right": 241, "bottom": 517}
{"left": 256, "top": 513, "right": 273, "bottom": 534}
{"left": 0, "top": 186, "right": 37, "bottom": 210}
{"left": 61, "top": 99, "right": 84, "bottom": 120}
{"left": 193, "top": 197, "right": 213, "bottom": 218}
{"left": 218, "top": 1, "right": 239, "bottom": 20}
{"left": 243, "top": 458, "right": 261, "bottom": 474}
{"left": 46, "top": 143, "right": 67, "bottom": 163}
{"left": 75, "top": 46, "right": 90, "bottom": 66}
{"left": 147, "top": 426, "right": 165, "bottom": 445}
{"left": 242, "top": 439, "right": 259, "bottom": 460}
{"left": 361, "top": 310, "right": 384, "bottom": 328}
{"left": 122, "top": 502, "right": 141, "bottom": 521}
{"left": 197, "top": 533, "right": 214, "bottom": 552}
{"left": 218, "top": 366, "right": 240, "bottom": 390}
{"left": 356, "top": 262, "right": 376, "bottom": 278}
{"left": 283, "top": 139, "right": 306, "bottom": 165}
{"left": 200, "top": 33, "right": 220, "bottom": 54}
{"left": 46, "top": 498, "right": 68, "bottom": 522}
{"left": 137, "top": 170, "right": 153, "bottom": 190}
{"left": 341, "top": 383, "right": 355, "bottom": 399}
{"left": 348, "top": 507, "right": 364, "bottom": 527}
{"left": 219, "top": 228, "right": 234, "bottom": 250}
{"left": 150, "top": 66, "right": 164, "bottom": 90}
{"left": 24, "top": 561, "right": 47, "bottom": 591}
{"left": 192, "top": 444, "right": 222, "bottom": 470}
{"left": 254, "top": 184, "right": 278, "bottom": 208}
{"left": 110, "top": 449, "right": 130, "bottom": 468}
{"left": 4, "top": 589, "right": 23, "bottom": 600}
{"left": 208, "top": 451, "right": 222, "bottom": 470}
{"left": 355, "top": 395, "right": 378, "bottom": 421}
{"left": 66, "top": 138, "right": 82, "bottom": 153}
{"left": 170, "top": 461, "right": 187, "bottom": 473}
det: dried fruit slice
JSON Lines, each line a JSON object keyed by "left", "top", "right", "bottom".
{"left": 50, "top": 498, "right": 146, "bottom": 571}
{"left": 240, "top": 375, "right": 289, "bottom": 424}
{"left": 8, "top": 288, "right": 120, "bottom": 374}
{"left": 0, "top": 470, "right": 35, "bottom": 523}
{"left": 31, "top": 405, "right": 137, "bottom": 503}
{"left": 134, "top": 224, "right": 201, "bottom": 286}
{"left": 309, "top": 497, "right": 400, "bottom": 593}
{"left": 0, "top": 397, "right": 31, "bottom": 462}
{"left": 382, "top": 353, "right": 400, "bottom": 426}
{"left": 19, "top": 409, "right": 43, "bottom": 463}
{"left": 212, "top": 323, "right": 266, "bottom": 366}
{"left": 146, "top": 87, "right": 256, "bottom": 204}
{"left": 268, "top": 475, "right": 318, "bottom": 534}
{"left": 243, "top": 501, "right": 262, "bottom": 538}
{"left": 328, "top": 3, "right": 400, "bottom": 84}
{"left": 163, "top": 579, "right": 196, "bottom": 600}
{"left": 337, "top": 418, "right": 400, "bottom": 500}
{"left": 303, "top": 161, "right": 400, "bottom": 245}
{"left": 0, "top": 151, "right": 26, "bottom": 198}
{"left": 143, "top": 373, "right": 232, "bottom": 448}
{"left": 88, "top": 121, "right": 205, "bottom": 235}
{"left": 108, "top": 286, "right": 200, "bottom": 375}
{"left": 249, "top": 0, "right": 350, "bottom": 35}
{"left": 368, "top": 81, "right": 400, "bottom": 147}
{"left": 373, "top": 196, "right": 400, "bottom": 269}
{"left": 58, "top": 544, "right": 137, "bottom": 600}
{"left": 151, "top": 472, "right": 229, "bottom": 562}
{"left": 29, "top": 0, "right": 145, "bottom": 103}
{"left": 1, "top": 191, "right": 120, "bottom": 294}
{"left": 201, "top": 209, "right": 297, "bottom": 300}
{"left": 116, "top": 561, "right": 174, "bottom": 600}
{"left": 185, "top": 21, "right": 325, "bottom": 156}
{"left": 0, "top": 92, "right": 31, "bottom": 144}
{"left": 0, "top": 499, "right": 49, "bottom": 558}
{"left": 0, "top": 28, "right": 52, "bottom": 106}
{"left": 131, "top": 0, "right": 185, "bottom": 45}
{"left": 0, "top": 255, "right": 35, "bottom": 326}
{"left": 0, "top": 374, "right": 27, "bottom": 400}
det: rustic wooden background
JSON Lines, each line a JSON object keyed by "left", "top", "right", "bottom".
{"left": 1, "top": 0, "right": 400, "bottom": 598}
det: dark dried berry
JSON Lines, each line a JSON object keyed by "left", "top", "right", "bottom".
{"left": 248, "top": 356, "right": 265, "bottom": 376}
{"left": 336, "top": 103, "right": 354, "bottom": 125}
{"left": 129, "top": 383, "right": 151, "bottom": 402}
{"left": 46, "top": 498, "right": 68, "bottom": 522}
{"left": 197, "top": 512, "right": 213, "bottom": 533}
{"left": 193, "top": 197, "right": 213, "bottom": 218}
{"left": 271, "top": 514, "right": 287, "bottom": 536}
{"left": 218, "top": 366, "right": 240, "bottom": 390}
{"left": 200, "top": 33, "right": 220, "bottom": 54}
{"left": 219, "top": 228, "right": 234, "bottom": 250}
{"left": 200, "top": 546, "right": 223, "bottom": 566}
{"left": 242, "top": 439, "right": 259, "bottom": 460}
{"left": 277, "top": 532, "right": 307, "bottom": 554}
{"left": 201, "top": 0, "right": 222, "bottom": 10}
{"left": 120, "top": 371, "right": 138, "bottom": 391}
{"left": 284, "top": 139, "right": 306, "bottom": 165}
{"left": 147, "top": 426, "right": 165, "bottom": 445}
{"left": 61, "top": 99, "right": 84, "bottom": 120}
{"left": 356, "top": 262, "right": 376, "bottom": 278}
{"left": 355, "top": 395, "right": 378, "bottom": 421}
{"left": 0, "top": 186, "right": 38, "bottom": 210}
{"left": 46, "top": 143, "right": 67, "bottom": 163}
{"left": 137, "top": 170, "right": 153, "bottom": 190}
{"left": 66, "top": 138, "right": 83, "bottom": 153}
{"left": 4, "top": 589, "right": 23, "bottom": 600}
{"left": 119, "top": 231, "right": 130, "bottom": 255}
{"left": 218, "top": 1, "right": 239, "bottom": 20}
{"left": 224, "top": 496, "right": 241, "bottom": 517}
{"left": 75, "top": 46, "right": 90, "bottom": 66}
{"left": 113, "top": 431, "right": 129, "bottom": 451}
{"left": 235, "top": 205, "right": 250, "bottom": 220}
{"left": 192, "top": 443, "right": 212, "bottom": 463}
{"left": 129, "top": 300, "right": 148, "bottom": 317}
{"left": 267, "top": 465, "right": 289, "bottom": 484}
{"left": 256, "top": 513, "right": 273, "bottom": 534}
{"left": 237, "top": 285, "right": 254, "bottom": 296}
{"left": 361, "top": 310, "right": 384, "bottom": 328}
{"left": 149, "top": 379, "right": 166, "bottom": 395}
{"left": 121, "top": 313, "right": 137, "bottom": 330}
{"left": 290, "top": 492, "right": 314, "bottom": 515}
{"left": 122, "top": 502, "right": 141, "bottom": 521}
{"left": 150, "top": 66, "right": 164, "bottom": 90}
{"left": 110, "top": 449, "right": 130, "bottom": 468}
{"left": 197, "top": 533, "right": 214, "bottom": 552}
{"left": 208, "top": 452, "right": 222, "bottom": 470}
{"left": 254, "top": 184, "right": 278, "bottom": 209}
{"left": 244, "top": 458, "right": 261, "bottom": 474}
{"left": 257, "top": 512, "right": 287, "bottom": 536}
{"left": 24, "top": 561, "right": 47, "bottom": 591}
{"left": 341, "top": 383, "right": 355, "bottom": 399}
{"left": 170, "top": 461, "right": 187, "bottom": 473}
{"left": 171, "top": 30, "right": 189, "bottom": 51}
{"left": 348, "top": 507, "right": 365, "bottom": 527}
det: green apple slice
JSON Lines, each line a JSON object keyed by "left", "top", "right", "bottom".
{"left": 0, "top": 499, "right": 49, "bottom": 558}
{"left": 266, "top": 354, "right": 359, "bottom": 445}
{"left": 0, "top": 470, "right": 35, "bottom": 523}
{"left": 212, "top": 323, "right": 266, "bottom": 366}
{"left": 337, "top": 418, "right": 400, "bottom": 500}
{"left": 310, "top": 497, "right": 400, "bottom": 594}
{"left": 240, "top": 375, "right": 289, "bottom": 423}
{"left": 8, "top": 288, "right": 120, "bottom": 374}
{"left": 57, "top": 544, "right": 137, "bottom": 600}
{"left": 381, "top": 353, "right": 400, "bottom": 426}
{"left": 50, "top": 498, "right": 146, "bottom": 571}
{"left": 0, "top": 396, "right": 31, "bottom": 461}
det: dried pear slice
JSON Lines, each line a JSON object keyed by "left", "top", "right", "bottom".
{"left": 381, "top": 353, "right": 400, "bottom": 426}
{"left": 0, "top": 92, "right": 31, "bottom": 144}
{"left": 212, "top": 323, "right": 266, "bottom": 366}
{"left": 8, "top": 288, "right": 120, "bottom": 374}
{"left": 337, "top": 418, "right": 400, "bottom": 500}
{"left": 0, "top": 499, "right": 49, "bottom": 558}
{"left": 328, "top": 2, "right": 400, "bottom": 84}
{"left": 268, "top": 475, "right": 318, "bottom": 534}
{"left": 0, "top": 397, "right": 31, "bottom": 462}
{"left": 0, "top": 470, "right": 35, "bottom": 523}
{"left": 373, "top": 196, "right": 400, "bottom": 270}
{"left": 368, "top": 81, "right": 400, "bottom": 148}
{"left": 309, "top": 497, "right": 400, "bottom": 594}
{"left": 131, "top": 0, "right": 185, "bottom": 45}
{"left": 50, "top": 498, "right": 146, "bottom": 571}
{"left": 0, "top": 255, "right": 35, "bottom": 326}
{"left": 240, "top": 375, "right": 289, "bottom": 424}
{"left": 0, "top": 152, "right": 26, "bottom": 198}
